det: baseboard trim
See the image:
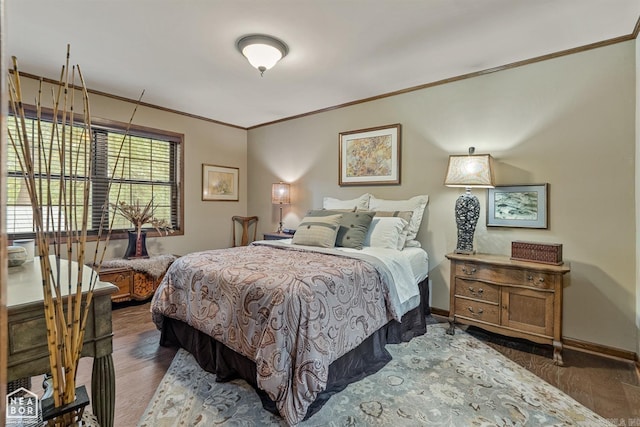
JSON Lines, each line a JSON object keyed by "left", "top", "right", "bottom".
{"left": 430, "top": 307, "right": 449, "bottom": 318}
{"left": 563, "top": 337, "right": 636, "bottom": 362}
{"left": 431, "top": 307, "right": 638, "bottom": 362}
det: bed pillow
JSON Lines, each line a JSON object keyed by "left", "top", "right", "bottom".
{"left": 369, "top": 195, "right": 428, "bottom": 247}
{"left": 292, "top": 214, "right": 342, "bottom": 248}
{"left": 364, "top": 217, "right": 408, "bottom": 250}
{"left": 374, "top": 210, "right": 413, "bottom": 248}
{"left": 374, "top": 210, "right": 413, "bottom": 223}
{"left": 307, "top": 209, "right": 375, "bottom": 249}
{"left": 323, "top": 193, "right": 371, "bottom": 211}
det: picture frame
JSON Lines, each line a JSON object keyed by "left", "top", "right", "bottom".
{"left": 487, "top": 184, "right": 548, "bottom": 229}
{"left": 202, "top": 164, "right": 239, "bottom": 201}
{"left": 339, "top": 124, "right": 401, "bottom": 186}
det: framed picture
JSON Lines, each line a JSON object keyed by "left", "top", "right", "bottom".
{"left": 339, "top": 124, "right": 401, "bottom": 186}
{"left": 487, "top": 184, "right": 548, "bottom": 228}
{"left": 202, "top": 164, "right": 239, "bottom": 201}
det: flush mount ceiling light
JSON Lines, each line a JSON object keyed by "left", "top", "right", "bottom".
{"left": 237, "top": 34, "right": 288, "bottom": 76}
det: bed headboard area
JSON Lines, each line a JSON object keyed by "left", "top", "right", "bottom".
{"left": 292, "top": 193, "right": 429, "bottom": 251}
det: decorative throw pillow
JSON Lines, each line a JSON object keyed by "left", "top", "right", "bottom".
{"left": 364, "top": 217, "right": 408, "bottom": 250}
{"left": 292, "top": 214, "right": 342, "bottom": 248}
{"left": 323, "top": 193, "right": 371, "bottom": 210}
{"left": 307, "top": 209, "right": 375, "bottom": 249}
{"left": 369, "top": 195, "right": 428, "bottom": 247}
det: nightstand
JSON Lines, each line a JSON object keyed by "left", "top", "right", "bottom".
{"left": 263, "top": 232, "right": 294, "bottom": 240}
{"left": 446, "top": 252, "right": 570, "bottom": 365}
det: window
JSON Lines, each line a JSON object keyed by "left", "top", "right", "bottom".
{"left": 6, "top": 107, "right": 183, "bottom": 239}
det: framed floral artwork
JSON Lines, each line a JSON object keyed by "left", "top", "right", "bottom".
{"left": 338, "top": 124, "right": 401, "bottom": 186}
{"left": 202, "top": 164, "right": 239, "bottom": 201}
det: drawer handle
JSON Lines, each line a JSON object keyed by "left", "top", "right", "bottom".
{"left": 468, "top": 286, "right": 484, "bottom": 297}
{"left": 467, "top": 306, "right": 484, "bottom": 316}
{"left": 462, "top": 266, "right": 477, "bottom": 275}
{"left": 527, "top": 275, "right": 545, "bottom": 283}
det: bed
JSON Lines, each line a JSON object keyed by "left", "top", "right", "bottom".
{"left": 151, "top": 195, "right": 430, "bottom": 425}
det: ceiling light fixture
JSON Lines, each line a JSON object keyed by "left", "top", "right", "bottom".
{"left": 237, "top": 34, "right": 288, "bottom": 76}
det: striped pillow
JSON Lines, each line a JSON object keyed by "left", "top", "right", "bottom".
{"left": 292, "top": 214, "right": 342, "bottom": 248}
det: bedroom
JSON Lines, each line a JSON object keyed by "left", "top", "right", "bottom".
{"left": 2, "top": 1, "right": 640, "bottom": 426}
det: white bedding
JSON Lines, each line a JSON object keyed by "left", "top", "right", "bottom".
{"left": 254, "top": 239, "right": 429, "bottom": 318}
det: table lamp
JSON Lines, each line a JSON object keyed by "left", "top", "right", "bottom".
{"left": 271, "top": 182, "right": 290, "bottom": 233}
{"left": 444, "top": 147, "right": 495, "bottom": 254}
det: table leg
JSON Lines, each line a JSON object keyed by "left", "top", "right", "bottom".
{"left": 91, "top": 354, "right": 115, "bottom": 427}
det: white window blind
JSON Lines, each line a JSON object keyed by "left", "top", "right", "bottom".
{"left": 7, "top": 109, "right": 181, "bottom": 239}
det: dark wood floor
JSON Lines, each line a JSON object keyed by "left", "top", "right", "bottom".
{"left": 42, "top": 303, "right": 640, "bottom": 427}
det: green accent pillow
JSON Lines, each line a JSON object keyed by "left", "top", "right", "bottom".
{"left": 307, "top": 209, "right": 375, "bottom": 249}
{"left": 292, "top": 214, "right": 342, "bottom": 248}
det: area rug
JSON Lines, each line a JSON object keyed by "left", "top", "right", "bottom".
{"left": 138, "top": 323, "right": 611, "bottom": 426}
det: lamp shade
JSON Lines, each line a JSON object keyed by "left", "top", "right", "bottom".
{"left": 444, "top": 153, "right": 495, "bottom": 188}
{"left": 271, "top": 182, "right": 290, "bottom": 204}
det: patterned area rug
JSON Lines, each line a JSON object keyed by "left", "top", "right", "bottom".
{"left": 138, "top": 323, "right": 611, "bottom": 426}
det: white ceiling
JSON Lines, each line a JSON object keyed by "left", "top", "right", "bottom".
{"left": 5, "top": 1, "right": 640, "bottom": 129}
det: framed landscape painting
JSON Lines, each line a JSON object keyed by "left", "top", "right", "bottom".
{"left": 487, "top": 184, "right": 548, "bottom": 228}
{"left": 202, "top": 164, "right": 239, "bottom": 201}
{"left": 338, "top": 124, "right": 401, "bottom": 186}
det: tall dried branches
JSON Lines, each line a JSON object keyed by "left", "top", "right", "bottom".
{"left": 6, "top": 45, "right": 140, "bottom": 415}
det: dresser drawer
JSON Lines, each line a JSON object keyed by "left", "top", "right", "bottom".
{"left": 520, "top": 271, "right": 556, "bottom": 289}
{"left": 455, "top": 262, "right": 555, "bottom": 289}
{"left": 454, "top": 279, "right": 500, "bottom": 303}
{"left": 454, "top": 298, "right": 500, "bottom": 324}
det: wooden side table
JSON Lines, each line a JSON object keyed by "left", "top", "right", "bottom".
{"left": 98, "top": 255, "right": 176, "bottom": 302}
{"left": 446, "top": 252, "right": 570, "bottom": 365}
{"left": 263, "top": 232, "right": 294, "bottom": 240}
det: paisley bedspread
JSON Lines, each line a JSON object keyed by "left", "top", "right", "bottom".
{"left": 150, "top": 244, "right": 405, "bottom": 425}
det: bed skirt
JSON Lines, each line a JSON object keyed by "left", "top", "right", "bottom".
{"left": 158, "top": 276, "right": 430, "bottom": 421}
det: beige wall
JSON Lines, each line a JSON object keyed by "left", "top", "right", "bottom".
{"left": 248, "top": 41, "right": 637, "bottom": 352}
{"left": 17, "top": 76, "right": 248, "bottom": 259}
{"left": 636, "top": 37, "right": 640, "bottom": 358}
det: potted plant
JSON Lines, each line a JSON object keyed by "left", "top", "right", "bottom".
{"left": 111, "top": 200, "right": 174, "bottom": 259}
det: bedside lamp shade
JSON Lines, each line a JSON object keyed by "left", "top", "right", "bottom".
{"left": 272, "top": 182, "right": 290, "bottom": 233}
{"left": 271, "top": 183, "right": 290, "bottom": 205}
{"left": 444, "top": 147, "right": 495, "bottom": 254}
{"left": 444, "top": 152, "right": 494, "bottom": 188}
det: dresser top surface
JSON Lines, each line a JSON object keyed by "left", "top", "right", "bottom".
{"left": 8, "top": 256, "right": 117, "bottom": 308}
{"left": 446, "top": 252, "right": 570, "bottom": 273}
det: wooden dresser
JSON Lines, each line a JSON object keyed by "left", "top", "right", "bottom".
{"left": 446, "top": 252, "right": 570, "bottom": 365}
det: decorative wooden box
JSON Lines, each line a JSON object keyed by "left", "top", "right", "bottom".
{"left": 511, "top": 241, "right": 563, "bottom": 265}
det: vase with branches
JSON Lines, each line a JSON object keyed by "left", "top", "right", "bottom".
{"left": 111, "top": 200, "right": 174, "bottom": 259}
{"left": 7, "top": 46, "right": 139, "bottom": 426}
